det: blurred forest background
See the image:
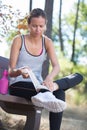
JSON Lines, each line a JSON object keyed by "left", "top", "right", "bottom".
{"left": 0, "top": 0, "right": 87, "bottom": 112}
{"left": 0, "top": 0, "right": 87, "bottom": 130}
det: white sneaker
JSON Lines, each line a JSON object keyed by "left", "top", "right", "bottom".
{"left": 31, "top": 92, "right": 66, "bottom": 113}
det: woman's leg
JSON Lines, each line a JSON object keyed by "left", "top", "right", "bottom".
{"left": 49, "top": 89, "right": 65, "bottom": 130}
{"left": 9, "top": 82, "right": 66, "bottom": 113}
{"left": 49, "top": 73, "right": 83, "bottom": 130}
{"left": 9, "top": 81, "right": 37, "bottom": 100}
{"left": 55, "top": 73, "right": 83, "bottom": 91}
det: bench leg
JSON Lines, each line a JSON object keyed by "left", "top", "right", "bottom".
{"left": 23, "top": 109, "right": 42, "bottom": 130}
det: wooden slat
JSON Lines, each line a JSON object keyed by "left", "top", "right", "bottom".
{"left": 0, "top": 94, "right": 31, "bottom": 105}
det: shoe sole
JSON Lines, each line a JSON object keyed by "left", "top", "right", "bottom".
{"left": 31, "top": 96, "right": 67, "bottom": 113}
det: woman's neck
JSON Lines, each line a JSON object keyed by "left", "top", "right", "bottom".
{"left": 28, "top": 33, "right": 42, "bottom": 43}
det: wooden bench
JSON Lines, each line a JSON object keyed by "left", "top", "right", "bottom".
{"left": 0, "top": 56, "right": 43, "bottom": 130}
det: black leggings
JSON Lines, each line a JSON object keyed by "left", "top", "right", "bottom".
{"left": 9, "top": 73, "right": 83, "bottom": 130}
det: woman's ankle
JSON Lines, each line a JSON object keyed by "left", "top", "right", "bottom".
{"left": 53, "top": 83, "right": 59, "bottom": 91}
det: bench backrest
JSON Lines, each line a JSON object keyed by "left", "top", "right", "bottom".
{"left": 0, "top": 56, "right": 9, "bottom": 78}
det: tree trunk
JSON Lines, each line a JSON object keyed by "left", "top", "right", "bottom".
{"left": 44, "top": 0, "right": 54, "bottom": 38}
{"left": 59, "top": 0, "right": 64, "bottom": 53}
{"left": 71, "top": 0, "right": 80, "bottom": 63}
{"left": 42, "top": 0, "right": 54, "bottom": 79}
{"left": 29, "top": 0, "right": 32, "bottom": 12}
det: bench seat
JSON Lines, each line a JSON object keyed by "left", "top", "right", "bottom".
{"left": 0, "top": 56, "right": 43, "bottom": 130}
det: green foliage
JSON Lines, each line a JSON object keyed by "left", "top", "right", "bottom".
{"left": 59, "top": 2, "right": 87, "bottom": 64}
{"left": 65, "top": 13, "right": 76, "bottom": 26}
{"left": 6, "top": 31, "right": 19, "bottom": 44}
{"left": 52, "top": 21, "right": 59, "bottom": 42}
{"left": 73, "top": 90, "right": 87, "bottom": 105}
{"left": 79, "top": 2, "right": 87, "bottom": 39}
{"left": 0, "top": 0, "right": 25, "bottom": 44}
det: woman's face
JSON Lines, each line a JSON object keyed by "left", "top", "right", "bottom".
{"left": 28, "top": 16, "right": 46, "bottom": 37}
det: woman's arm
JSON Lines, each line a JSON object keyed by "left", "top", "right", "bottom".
{"left": 8, "top": 35, "right": 22, "bottom": 77}
{"left": 45, "top": 36, "right": 60, "bottom": 79}
{"left": 43, "top": 36, "right": 60, "bottom": 91}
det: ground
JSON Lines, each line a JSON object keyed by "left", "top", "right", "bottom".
{"left": 0, "top": 105, "right": 87, "bottom": 130}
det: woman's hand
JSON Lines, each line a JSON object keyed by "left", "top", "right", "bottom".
{"left": 18, "top": 66, "right": 30, "bottom": 78}
{"left": 42, "top": 76, "right": 54, "bottom": 92}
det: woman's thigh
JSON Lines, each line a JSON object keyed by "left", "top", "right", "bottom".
{"left": 9, "top": 81, "right": 37, "bottom": 100}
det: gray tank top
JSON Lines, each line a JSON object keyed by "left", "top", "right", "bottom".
{"left": 9, "top": 35, "right": 47, "bottom": 85}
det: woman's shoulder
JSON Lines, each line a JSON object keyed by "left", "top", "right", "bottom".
{"left": 13, "top": 34, "right": 22, "bottom": 41}
{"left": 12, "top": 34, "right": 26, "bottom": 44}
{"left": 43, "top": 35, "right": 52, "bottom": 43}
{"left": 12, "top": 34, "right": 24, "bottom": 49}
{"left": 43, "top": 35, "right": 53, "bottom": 47}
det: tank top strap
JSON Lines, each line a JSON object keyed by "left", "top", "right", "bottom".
{"left": 42, "top": 35, "right": 46, "bottom": 52}
{"left": 20, "top": 35, "right": 46, "bottom": 52}
{"left": 20, "top": 35, "right": 25, "bottom": 50}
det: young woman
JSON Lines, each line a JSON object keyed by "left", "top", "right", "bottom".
{"left": 8, "top": 8, "right": 83, "bottom": 130}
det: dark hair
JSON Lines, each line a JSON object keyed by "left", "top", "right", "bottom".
{"left": 27, "top": 8, "right": 47, "bottom": 24}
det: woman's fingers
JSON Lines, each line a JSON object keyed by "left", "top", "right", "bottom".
{"left": 43, "top": 81, "right": 54, "bottom": 91}
{"left": 21, "top": 68, "right": 29, "bottom": 78}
